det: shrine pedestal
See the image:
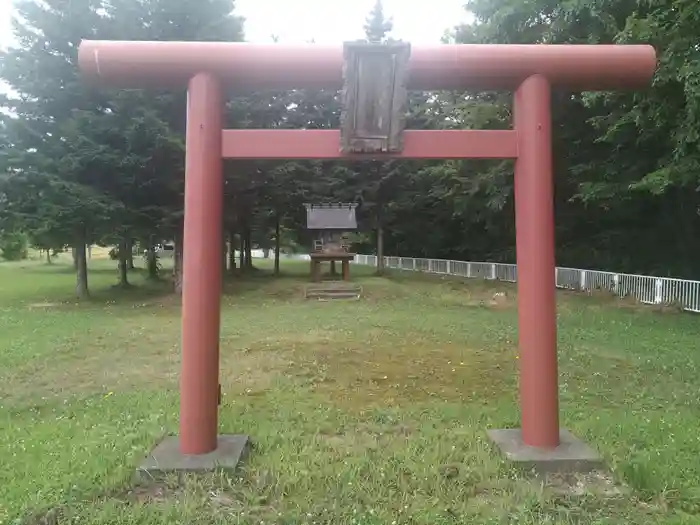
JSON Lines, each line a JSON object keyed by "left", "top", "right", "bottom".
{"left": 309, "top": 253, "right": 355, "bottom": 282}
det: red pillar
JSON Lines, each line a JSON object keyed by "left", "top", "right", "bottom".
{"left": 180, "top": 72, "right": 223, "bottom": 454}
{"left": 513, "top": 74, "right": 559, "bottom": 449}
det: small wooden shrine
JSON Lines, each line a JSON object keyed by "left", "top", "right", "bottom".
{"left": 304, "top": 203, "right": 358, "bottom": 282}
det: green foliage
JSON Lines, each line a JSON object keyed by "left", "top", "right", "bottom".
{"left": 0, "top": 230, "right": 29, "bottom": 261}
{"left": 440, "top": 0, "right": 700, "bottom": 277}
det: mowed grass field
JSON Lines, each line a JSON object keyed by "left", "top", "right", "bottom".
{"left": 1, "top": 255, "right": 699, "bottom": 524}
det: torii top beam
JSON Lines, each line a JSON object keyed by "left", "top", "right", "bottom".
{"left": 78, "top": 41, "right": 656, "bottom": 92}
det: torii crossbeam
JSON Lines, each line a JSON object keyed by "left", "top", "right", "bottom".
{"left": 78, "top": 40, "right": 656, "bottom": 471}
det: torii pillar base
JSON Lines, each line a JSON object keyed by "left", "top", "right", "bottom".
{"left": 487, "top": 429, "right": 603, "bottom": 474}
{"left": 136, "top": 435, "right": 249, "bottom": 480}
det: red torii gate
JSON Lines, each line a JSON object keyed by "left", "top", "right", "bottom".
{"left": 78, "top": 41, "right": 655, "bottom": 468}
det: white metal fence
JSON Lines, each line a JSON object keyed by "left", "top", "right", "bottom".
{"left": 352, "top": 254, "right": 700, "bottom": 313}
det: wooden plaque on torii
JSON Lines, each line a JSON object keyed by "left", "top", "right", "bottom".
{"left": 340, "top": 41, "right": 411, "bottom": 154}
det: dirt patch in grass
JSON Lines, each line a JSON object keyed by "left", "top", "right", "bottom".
{"left": 318, "top": 429, "right": 385, "bottom": 456}
{"left": 286, "top": 339, "right": 517, "bottom": 410}
{"left": 26, "top": 301, "right": 60, "bottom": 309}
{"left": 220, "top": 344, "right": 293, "bottom": 397}
{"left": 135, "top": 293, "right": 182, "bottom": 309}
{"left": 1, "top": 349, "right": 179, "bottom": 407}
{"left": 120, "top": 481, "right": 184, "bottom": 505}
{"left": 486, "top": 291, "right": 514, "bottom": 310}
{"left": 214, "top": 321, "right": 519, "bottom": 411}
{"left": 410, "top": 279, "right": 518, "bottom": 311}
{"left": 1, "top": 329, "right": 294, "bottom": 406}
{"left": 19, "top": 506, "right": 64, "bottom": 525}
{"left": 543, "top": 471, "right": 627, "bottom": 498}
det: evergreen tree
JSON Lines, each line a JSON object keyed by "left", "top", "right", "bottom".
{"left": 0, "top": 0, "right": 245, "bottom": 294}
{"left": 1, "top": 0, "right": 119, "bottom": 297}
{"left": 363, "top": 0, "right": 393, "bottom": 43}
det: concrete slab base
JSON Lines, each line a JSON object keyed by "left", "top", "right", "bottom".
{"left": 487, "top": 429, "right": 603, "bottom": 473}
{"left": 136, "top": 435, "right": 249, "bottom": 480}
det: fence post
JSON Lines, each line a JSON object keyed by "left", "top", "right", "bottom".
{"left": 467, "top": 262, "right": 472, "bottom": 278}
{"left": 613, "top": 274, "right": 620, "bottom": 295}
{"left": 447, "top": 260, "right": 452, "bottom": 274}
{"left": 413, "top": 258, "right": 417, "bottom": 271}
{"left": 654, "top": 278, "right": 663, "bottom": 304}
{"left": 580, "top": 270, "right": 587, "bottom": 292}
{"left": 491, "top": 263, "right": 497, "bottom": 280}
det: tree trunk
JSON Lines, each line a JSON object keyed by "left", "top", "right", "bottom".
{"left": 88, "top": 245, "right": 92, "bottom": 260}
{"left": 274, "top": 215, "right": 281, "bottom": 276}
{"left": 239, "top": 235, "right": 246, "bottom": 271}
{"left": 228, "top": 229, "right": 237, "bottom": 275}
{"left": 173, "top": 230, "right": 184, "bottom": 295}
{"left": 118, "top": 238, "right": 130, "bottom": 287}
{"left": 147, "top": 236, "right": 159, "bottom": 280}
{"left": 222, "top": 232, "right": 228, "bottom": 278}
{"left": 75, "top": 236, "right": 89, "bottom": 299}
{"left": 245, "top": 228, "right": 253, "bottom": 270}
{"left": 126, "top": 239, "right": 135, "bottom": 270}
{"left": 45, "top": 250, "right": 52, "bottom": 265}
{"left": 376, "top": 217, "right": 385, "bottom": 276}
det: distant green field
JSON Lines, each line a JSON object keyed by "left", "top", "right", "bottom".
{"left": 1, "top": 257, "right": 698, "bottom": 524}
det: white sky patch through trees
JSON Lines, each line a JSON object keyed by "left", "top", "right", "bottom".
{"left": 0, "top": 0, "right": 471, "bottom": 96}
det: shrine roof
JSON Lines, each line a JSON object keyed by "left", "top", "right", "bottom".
{"left": 304, "top": 203, "right": 358, "bottom": 230}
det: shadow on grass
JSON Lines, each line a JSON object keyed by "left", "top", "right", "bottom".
{"left": 82, "top": 264, "right": 311, "bottom": 307}
{"left": 6, "top": 262, "right": 120, "bottom": 276}
{"left": 222, "top": 267, "right": 307, "bottom": 299}
{"left": 220, "top": 261, "right": 378, "bottom": 298}
{"left": 86, "top": 278, "right": 174, "bottom": 304}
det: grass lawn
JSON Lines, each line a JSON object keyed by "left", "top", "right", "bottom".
{"left": 1, "top": 256, "right": 699, "bottom": 524}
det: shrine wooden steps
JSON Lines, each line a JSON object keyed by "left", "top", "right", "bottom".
{"left": 304, "top": 283, "right": 363, "bottom": 301}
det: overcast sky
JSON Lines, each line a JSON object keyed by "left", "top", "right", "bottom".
{"left": 0, "top": 0, "right": 470, "bottom": 98}
{"left": 0, "top": 0, "right": 470, "bottom": 48}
